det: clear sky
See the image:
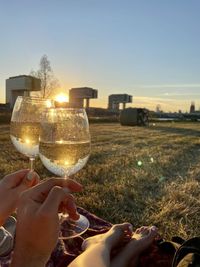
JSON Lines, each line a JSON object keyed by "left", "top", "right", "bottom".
{"left": 1, "top": 0, "right": 200, "bottom": 112}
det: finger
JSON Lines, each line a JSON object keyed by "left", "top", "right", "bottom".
{"left": 61, "top": 193, "right": 79, "bottom": 220}
{"left": 16, "top": 171, "right": 40, "bottom": 193}
{"left": 39, "top": 186, "right": 77, "bottom": 216}
{"left": 3, "top": 169, "right": 30, "bottom": 188}
{"left": 42, "top": 177, "right": 82, "bottom": 192}
{"left": 28, "top": 178, "right": 82, "bottom": 202}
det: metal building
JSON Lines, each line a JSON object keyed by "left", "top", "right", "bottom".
{"left": 6, "top": 75, "right": 41, "bottom": 108}
{"left": 69, "top": 87, "right": 98, "bottom": 108}
{"left": 108, "top": 94, "right": 132, "bottom": 110}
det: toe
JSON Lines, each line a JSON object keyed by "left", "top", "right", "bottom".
{"left": 135, "top": 227, "right": 142, "bottom": 234}
{"left": 149, "top": 226, "right": 158, "bottom": 238}
{"left": 104, "top": 223, "right": 133, "bottom": 249}
{"left": 135, "top": 226, "right": 148, "bottom": 234}
{"left": 110, "top": 223, "right": 133, "bottom": 236}
{"left": 140, "top": 227, "right": 149, "bottom": 236}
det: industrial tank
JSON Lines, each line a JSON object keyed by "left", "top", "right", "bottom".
{"left": 120, "top": 108, "right": 149, "bottom": 126}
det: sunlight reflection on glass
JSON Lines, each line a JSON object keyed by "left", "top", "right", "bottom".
{"left": 25, "top": 138, "right": 31, "bottom": 144}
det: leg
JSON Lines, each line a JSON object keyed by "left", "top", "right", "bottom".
{"left": 111, "top": 226, "right": 158, "bottom": 267}
{"left": 68, "top": 223, "right": 132, "bottom": 267}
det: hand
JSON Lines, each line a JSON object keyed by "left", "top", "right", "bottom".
{"left": 0, "top": 169, "right": 39, "bottom": 226}
{"left": 11, "top": 178, "right": 82, "bottom": 267}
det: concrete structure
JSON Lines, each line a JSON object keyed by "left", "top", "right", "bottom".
{"left": 6, "top": 75, "right": 41, "bottom": 108}
{"left": 69, "top": 87, "right": 98, "bottom": 108}
{"left": 108, "top": 94, "right": 132, "bottom": 110}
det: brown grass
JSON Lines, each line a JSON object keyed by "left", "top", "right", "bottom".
{"left": 1, "top": 122, "right": 200, "bottom": 240}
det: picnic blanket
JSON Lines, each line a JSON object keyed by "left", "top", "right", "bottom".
{"left": 0, "top": 207, "right": 198, "bottom": 267}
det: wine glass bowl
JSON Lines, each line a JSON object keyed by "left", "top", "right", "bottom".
{"left": 10, "top": 96, "right": 53, "bottom": 169}
{"left": 39, "top": 108, "right": 91, "bottom": 239}
{"left": 39, "top": 108, "right": 90, "bottom": 177}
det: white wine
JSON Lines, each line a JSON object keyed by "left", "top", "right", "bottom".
{"left": 38, "top": 108, "right": 90, "bottom": 238}
{"left": 39, "top": 141, "right": 90, "bottom": 176}
{"left": 10, "top": 121, "right": 40, "bottom": 158}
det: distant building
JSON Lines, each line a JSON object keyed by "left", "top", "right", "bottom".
{"left": 190, "top": 101, "right": 195, "bottom": 113}
{"left": 69, "top": 87, "right": 98, "bottom": 108}
{"left": 108, "top": 94, "right": 132, "bottom": 110}
{"left": 6, "top": 75, "right": 41, "bottom": 108}
{"left": 156, "top": 104, "right": 162, "bottom": 113}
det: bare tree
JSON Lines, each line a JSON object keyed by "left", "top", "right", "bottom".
{"left": 30, "top": 55, "right": 59, "bottom": 98}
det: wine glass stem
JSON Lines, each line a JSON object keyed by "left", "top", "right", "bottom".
{"left": 29, "top": 157, "right": 35, "bottom": 171}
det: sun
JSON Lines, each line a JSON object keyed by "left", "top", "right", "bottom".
{"left": 55, "top": 93, "right": 69, "bottom": 103}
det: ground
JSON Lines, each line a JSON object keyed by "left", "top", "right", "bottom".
{"left": 0, "top": 122, "right": 200, "bottom": 240}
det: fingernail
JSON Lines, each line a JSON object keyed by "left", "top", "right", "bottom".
{"left": 74, "top": 212, "right": 80, "bottom": 220}
{"left": 63, "top": 188, "right": 71, "bottom": 194}
{"left": 69, "top": 212, "right": 80, "bottom": 221}
{"left": 67, "top": 200, "right": 76, "bottom": 210}
{"left": 26, "top": 171, "right": 35, "bottom": 181}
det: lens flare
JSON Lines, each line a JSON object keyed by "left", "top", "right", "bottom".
{"left": 46, "top": 100, "right": 52, "bottom": 108}
{"left": 137, "top": 160, "right": 143, "bottom": 167}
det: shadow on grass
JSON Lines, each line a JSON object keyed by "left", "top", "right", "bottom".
{"left": 150, "top": 124, "right": 200, "bottom": 137}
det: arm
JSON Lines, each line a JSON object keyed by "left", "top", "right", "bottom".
{"left": 11, "top": 178, "right": 82, "bottom": 267}
{"left": 0, "top": 169, "right": 39, "bottom": 226}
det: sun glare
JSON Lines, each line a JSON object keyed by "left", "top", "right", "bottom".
{"left": 55, "top": 94, "right": 69, "bottom": 103}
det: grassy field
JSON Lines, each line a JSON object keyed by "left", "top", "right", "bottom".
{"left": 0, "top": 122, "right": 200, "bottom": 240}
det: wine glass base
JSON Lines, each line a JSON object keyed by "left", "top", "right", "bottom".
{"left": 59, "top": 214, "right": 89, "bottom": 239}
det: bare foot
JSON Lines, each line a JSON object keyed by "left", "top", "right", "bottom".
{"left": 82, "top": 223, "right": 133, "bottom": 252}
{"left": 111, "top": 225, "right": 158, "bottom": 267}
{"left": 69, "top": 224, "right": 133, "bottom": 267}
{"left": 131, "top": 226, "right": 158, "bottom": 252}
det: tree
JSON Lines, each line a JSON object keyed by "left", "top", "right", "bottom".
{"left": 30, "top": 55, "right": 59, "bottom": 98}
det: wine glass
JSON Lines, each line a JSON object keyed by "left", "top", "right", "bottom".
{"left": 10, "top": 96, "right": 53, "bottom": 170}
{"left": 39, "top": 108, "right": 91, "bottom": 239}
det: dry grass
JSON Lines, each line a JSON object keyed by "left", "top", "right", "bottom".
{"left": 1, "top": 122, "right": 200, "bottom": 240}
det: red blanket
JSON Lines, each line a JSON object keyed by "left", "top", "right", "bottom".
{"left": 0, "top": 207, "right": 174, "bottom": 267}
{"left": 49, "top": 207, "right": 174, "bottom": 267}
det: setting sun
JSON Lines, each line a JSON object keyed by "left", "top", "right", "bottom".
{"left": 55, "top": 93, "right": 69, "bottom": 103}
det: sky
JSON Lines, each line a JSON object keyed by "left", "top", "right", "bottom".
{"left": 1, "top": 0, "right": 200, "bottom": 112}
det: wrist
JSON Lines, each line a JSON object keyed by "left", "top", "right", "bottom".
{"left": 11, "top": 244, "right": 48, "bottom": 267}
